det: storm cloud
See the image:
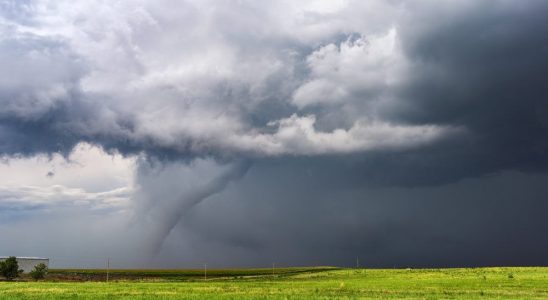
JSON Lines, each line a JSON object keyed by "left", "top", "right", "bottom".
{"left": 1, "top": 0, "right": 547, "bottom": 267}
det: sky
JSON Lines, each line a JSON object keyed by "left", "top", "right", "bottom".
{"left": 1, "top": 0, "right": 547, "bottom": 268}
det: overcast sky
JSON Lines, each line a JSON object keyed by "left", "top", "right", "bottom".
{"left": 1, "top": 0, "right": 547, "bottom": 268}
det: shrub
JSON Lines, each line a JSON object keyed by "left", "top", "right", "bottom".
{"left": 0, "top": 256, "right": 22, "bottom": 280}
{"left": 30, "top": 263, "right": 48, "bottom": 281}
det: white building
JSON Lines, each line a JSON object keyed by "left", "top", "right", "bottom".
{"left": 0, "top": 256, "right": 49, "bottom": 273}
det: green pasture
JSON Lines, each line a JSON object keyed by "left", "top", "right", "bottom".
{"left": 1, "top": 267, "right": 547, "bottom": 299}
{"left": 46, "top": 266, "right": 336, "bottom": 281}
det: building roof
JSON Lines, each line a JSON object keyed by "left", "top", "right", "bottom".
{"left": 0, "top": 256, "right": 49, "bottom": 260}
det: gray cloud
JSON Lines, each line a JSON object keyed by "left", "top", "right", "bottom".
{"left": 0, "top": 0, "right": 451, "bottom": 159}
{"left": 1, "top": 0, "right": 548, "bottom": 267}
{"left": 161, "top": 167, "right": 548, "bottom": 268}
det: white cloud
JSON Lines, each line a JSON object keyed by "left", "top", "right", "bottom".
{"left": 0, "top": 0, "right": 446, "bottom": 158}
{"left": 0, "top": 184, "right": 131, "bottom": 211}
{"left": 231, "top": 114, "right": 451, "bottom": 156}
{"left": 293, "top": 28, "right": 406, "bottom": 108}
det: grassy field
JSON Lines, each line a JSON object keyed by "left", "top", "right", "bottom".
{"left": 0, "top": 267, "right": 547, "bottom": 299}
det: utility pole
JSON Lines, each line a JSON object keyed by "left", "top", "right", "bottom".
{"left": 272, "top": 263, "right": 275, "bottom": 276}
{"left": 204, "top": 263, "right": 207, "bottom": 281}
{"left": 106, "top": 258, "right": 110, "bottom": 283}
{"left": 356, "top": 257, "right": 359, "bottom": 269}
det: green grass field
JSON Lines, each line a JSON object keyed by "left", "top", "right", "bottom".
{"left": 1, "top": 267, "right": 547, "bottom": 299}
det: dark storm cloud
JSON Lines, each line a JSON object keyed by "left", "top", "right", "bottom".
{"left": 161, "top": 164, "right": 548, "bottom": 268}
{"left": 386, "top": 0, "right": 548, "bottom": 181}
{"left": 136, "top": 1, "right": 548, "bottom": 267}
{"left": 1, "top": 0, "right": 548, "bottom": 267}
{"left": 3, "top": 1, "right": 546, "bottom": 182}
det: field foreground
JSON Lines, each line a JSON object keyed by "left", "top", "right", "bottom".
{"left": 0, "top": 267, "right": 547, "bottom": 299}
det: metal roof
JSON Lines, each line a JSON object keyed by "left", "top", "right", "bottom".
{"left": 0, "top": 256, "right": 49, "bottom": 260}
